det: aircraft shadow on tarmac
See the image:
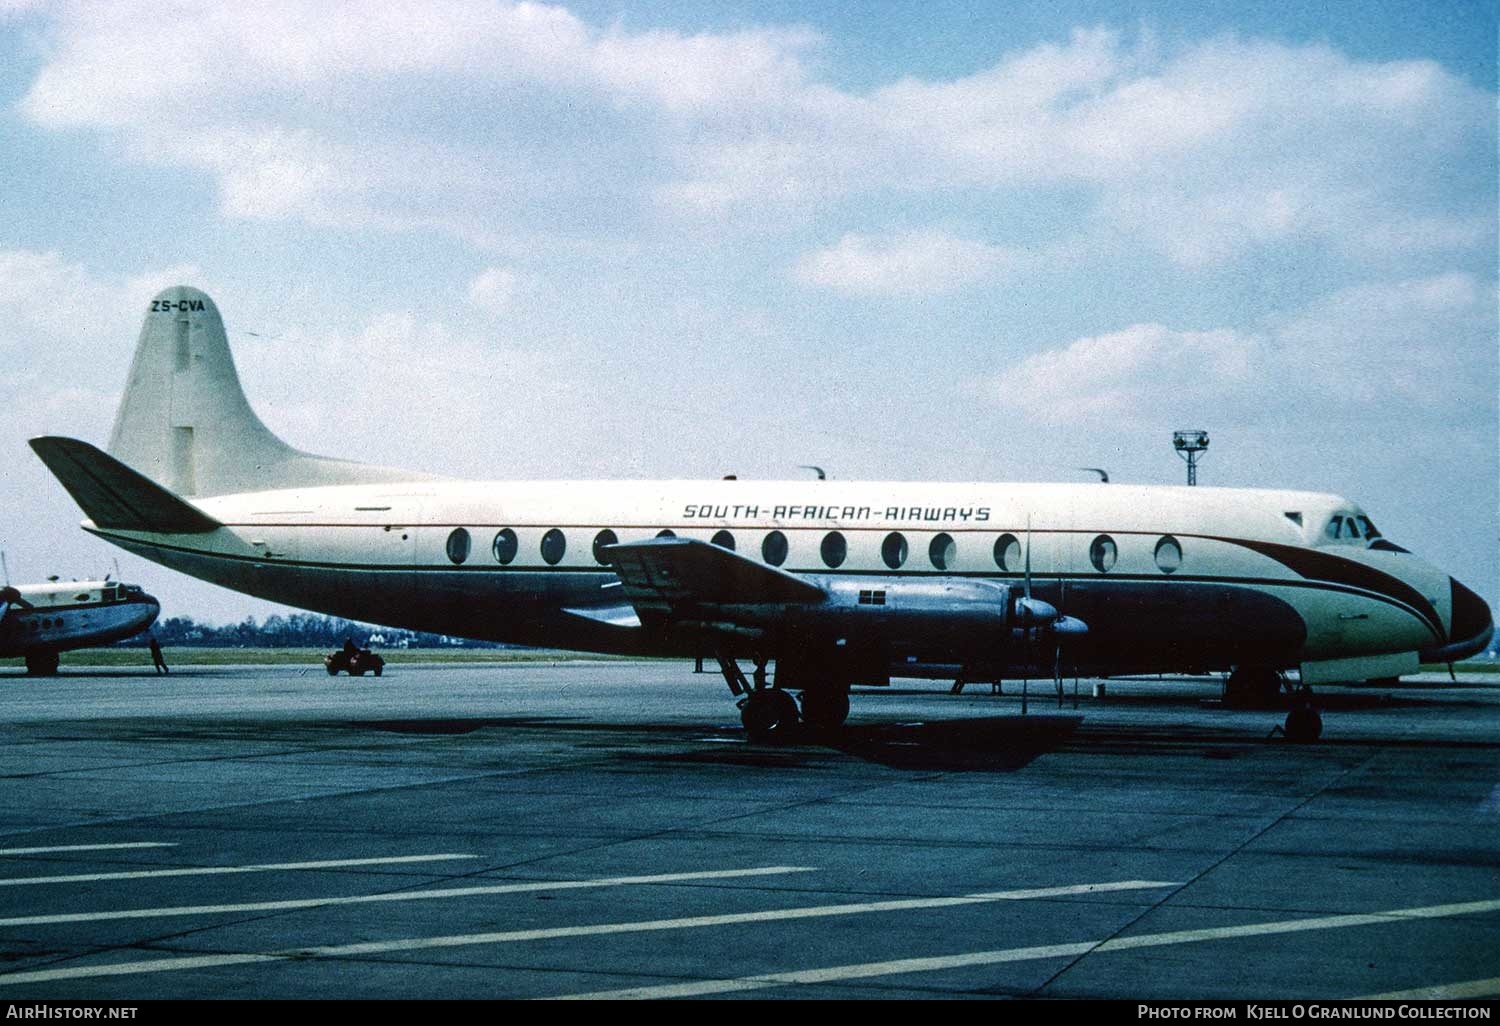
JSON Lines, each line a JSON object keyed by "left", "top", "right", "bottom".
{"left": 345, "top": 714, "right": 1084, "bottom": 771}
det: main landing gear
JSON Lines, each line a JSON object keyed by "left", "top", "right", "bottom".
{"left": 799, "top": 685, "right": 851, "bottom": 733}
{"left": 24, "top": 651, "right": 60, "bottom": 676}
{"left": 715, "top": 651, "right": 850, "bottom": 742}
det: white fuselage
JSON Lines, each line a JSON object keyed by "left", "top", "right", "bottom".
{"left": 82, "top": 478, "right": 1465, "bottom": 680}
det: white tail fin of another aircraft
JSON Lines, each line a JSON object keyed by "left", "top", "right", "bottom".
{"left": 107, "top": 286, "right": 433, "bottom": 496}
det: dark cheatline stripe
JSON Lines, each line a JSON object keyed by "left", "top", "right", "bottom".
{"left": 1218, "top": 538, "right": 1443, "bottom": 640}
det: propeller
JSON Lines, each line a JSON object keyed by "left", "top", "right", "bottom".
{"left": 0, "top": 584, "right": 27, "bottom": 622}
{"left": 1010, "top": 519, "right": 1088, "bottom": 712}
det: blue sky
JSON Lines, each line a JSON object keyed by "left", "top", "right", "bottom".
{"left": 0, "top": 0, "right": 1495, "bottom": 626}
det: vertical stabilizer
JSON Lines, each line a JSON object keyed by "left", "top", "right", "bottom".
{"left": 107, "top": 286, "right": 432, "bottom": 496}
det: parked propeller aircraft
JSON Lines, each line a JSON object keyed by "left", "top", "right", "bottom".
{"left": 30, "top": 287, "right": 1494, "bottom": 740}
{"left": 0, "top": 578, "right": 160, "bottom": 675}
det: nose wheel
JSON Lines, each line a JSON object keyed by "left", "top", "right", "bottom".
{"left": 1283, "top": 686, "right": 1323, "bottom": 742}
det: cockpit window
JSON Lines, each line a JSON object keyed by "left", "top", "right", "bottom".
{"left": 1322, "top": 512, "right": 1383, "bottom": 546}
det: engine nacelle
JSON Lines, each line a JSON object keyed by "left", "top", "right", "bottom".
{"left": 808, "top": 576, "right": 1013, "bottom": 642}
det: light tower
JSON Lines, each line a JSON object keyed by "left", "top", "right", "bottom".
{"left": 1173, "top": 430, "right": 1210, "bottom": 486}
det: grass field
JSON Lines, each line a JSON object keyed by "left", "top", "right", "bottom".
{"left": 4, "top": 647, "right": 1495, "bottom": 673}
{"left": 0, "top": 647, "right": 649, "bottom": 669}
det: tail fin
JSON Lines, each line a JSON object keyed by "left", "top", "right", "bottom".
{"left": 30, "top": 437, "right": 221, "bottom": 533}
{"left": 107, "top": 286, "right": 433, "bottom": 496}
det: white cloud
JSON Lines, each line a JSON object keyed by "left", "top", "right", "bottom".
{"left": 0, "top": 250, "right": 199, "bottom": 346}
{"left": 14, "top": 7, "right": 1489, "bottom": 268}
{"left": 982, "top": 272, "right": 1496, "bottom": 430}
{"left": 467, "top": 267, "right": 519, "bottom": 314}
{"left": 794, "top": 231, "right": 1022, "bottom": 296}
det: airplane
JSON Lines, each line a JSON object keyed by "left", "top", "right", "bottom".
{"left": 28, "top": 286, "right": 1494, "bottom": 741}
{"left": 0, "top": 577, "right": 161, "bottom": 675}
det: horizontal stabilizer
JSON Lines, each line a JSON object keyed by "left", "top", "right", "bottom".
{"left": 604, "top": 538, "right": 824, "bottom": 620}
{"left": 30, "top": 436, "right": 221, "bottom": 534}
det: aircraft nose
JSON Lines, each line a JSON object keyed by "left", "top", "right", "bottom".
{"left": 1421, "top": 578, "right": 1494, "bottom": 663}
{"left": 137, "top": 593, "right": 162, "bottom": 625}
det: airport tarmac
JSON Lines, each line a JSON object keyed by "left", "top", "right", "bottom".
{"left": 0, "top": 660, "right": 1495, "bottom": 1000}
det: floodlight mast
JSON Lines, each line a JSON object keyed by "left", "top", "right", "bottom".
{"left": 1173, "top": 430, "right": 1210, "bottom": 486}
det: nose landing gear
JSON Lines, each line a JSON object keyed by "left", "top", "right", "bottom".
{"left": 1282, "top": 685, "right": 1323, "bottom": 743}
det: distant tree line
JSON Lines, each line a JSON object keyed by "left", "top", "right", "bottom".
{"left": 133, "top": 613, "right": 503, "bottom": 649}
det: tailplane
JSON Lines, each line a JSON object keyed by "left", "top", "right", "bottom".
{"left": 30, "top": 437, "right": 221, "bottom": 533}
{"left": 107, "top": 286, "right": 433, "bottom": 496}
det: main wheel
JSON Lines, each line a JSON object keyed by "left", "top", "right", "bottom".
{"left": 25, "top": 651, "right": 60, "bottom": 676}
{"left": 1284, "top": 706, "right": 1323, "bottom": 743}
{"left": 799, "top": 687, "right": 850, "bottom": 731}
{"left": 740, "top": 689, "right": 800, "bottom": 743}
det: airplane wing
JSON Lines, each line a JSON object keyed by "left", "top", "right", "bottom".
{"left": 29, "top": 437, "right": 221, "bottom": 534}
{"left": 603, "top": 538, "right": 824, "bottom": 625}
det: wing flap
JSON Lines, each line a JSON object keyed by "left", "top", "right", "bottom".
{"left": 603, "top": 538, "right": 824, "bottom": 619}
{"left": 560, "top": 603, "right": 643, "bottom": 628}
{"left": 30, "top": 436, "right": 221, "bottom": 534}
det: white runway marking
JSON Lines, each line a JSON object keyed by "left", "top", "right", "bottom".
{"left": 550, "top": 896, "right": 1500, "bottom": 999}
{"left": 0, "top": 853, "right": 476, "bottom": 888}
{"left": 0, "top": 879, "right": 1171, "bottom": 987}
{"left": 0, "top": 843, "right": 177, "bottom": 857}
{"left": 1362, "top": 977, "right": 1500, "bottom": 1000}
{"left": 0, "top": 865, "right": 817, "bottom": 927}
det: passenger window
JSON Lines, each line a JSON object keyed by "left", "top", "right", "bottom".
{"left": 993, "top": 533, "right": 1021, "bottom": 572}
{"left": 929, "top": 533, "right": 956, "bottom": 570}
{"left": 821, "top": 531, "right": 847, "bottom": 568}
{"left": 492, "top": 528, "right": 518, "bottom": 564}
{"left": 881, "top": 532, "right": 908, "bottom": 570}
{"left": 711, "top": 530, "right": 736, "bottom": 551}
{"left": 762, "top": 530, "right": 788, "bottom": 567}
{"left": 540, "top": 528, "right": 567, "bottom": 565}
{"left": 446, "top": 528, "right": 471, "bottom": 565}
{"left": 592, "top": 529, "right": 618, "bottom": 565}
{"left": 1089, "top": 535, "right": 1117, "bottom": 572}
{"left": 1154, "top": 535, "right": 1182, "bottom": 574}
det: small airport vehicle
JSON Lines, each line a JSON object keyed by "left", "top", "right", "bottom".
{"left": 324, "top": 647, "right": 384, "bottom": 677}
